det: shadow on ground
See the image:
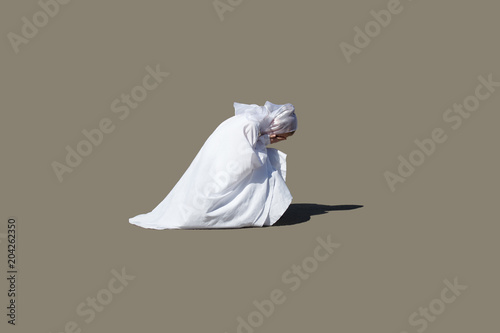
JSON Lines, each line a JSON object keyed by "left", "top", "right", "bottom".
{"left": 270, "top": 203, "right": 364, "bottom": 227}
{"left": 189, "top": 203, "right": 363, "bottom": 230}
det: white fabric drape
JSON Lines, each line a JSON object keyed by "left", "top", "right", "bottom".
{"left": 129, "top": 102, "right": 295, "bottom": 229}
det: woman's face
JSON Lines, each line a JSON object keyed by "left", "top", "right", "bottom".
{"left": 269, "top": 131, "right": 295, "bottom": 144}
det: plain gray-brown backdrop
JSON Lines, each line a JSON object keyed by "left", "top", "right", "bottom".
{"left": 1, "top": 0, "right": 498, "bottom": 332}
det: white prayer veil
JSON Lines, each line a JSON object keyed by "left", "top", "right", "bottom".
{"left": 234, "top": 101, "right": 298, "bottom": 135}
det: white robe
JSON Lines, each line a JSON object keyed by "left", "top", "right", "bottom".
{"left": 129, "top": 114, "right": 292, "bottom": 229}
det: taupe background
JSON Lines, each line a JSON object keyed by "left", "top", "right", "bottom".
{"left": 1, "top": 0, "right": 498, "bottom": 332}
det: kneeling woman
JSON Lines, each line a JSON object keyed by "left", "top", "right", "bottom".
{"left": 129, "top": 101, "right": 298, "bottom": 229}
